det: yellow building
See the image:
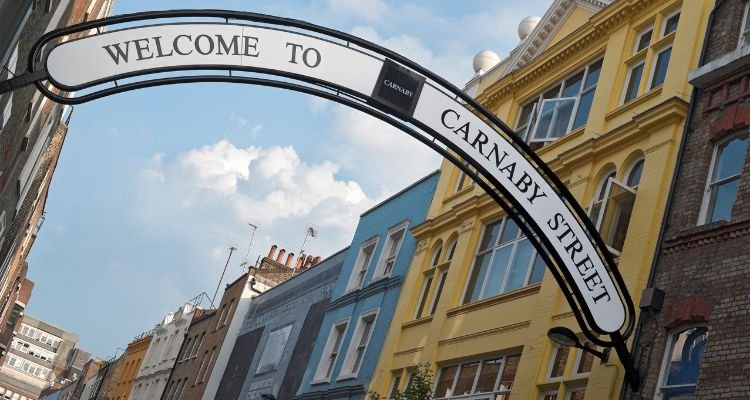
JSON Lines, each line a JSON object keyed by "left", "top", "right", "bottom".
{"left": 370, "top": 0, "right": 713, "bottom": 399}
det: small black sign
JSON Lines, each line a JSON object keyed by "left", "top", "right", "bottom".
{"left": 370, "top": 59, "right": 425, "bottom": 117}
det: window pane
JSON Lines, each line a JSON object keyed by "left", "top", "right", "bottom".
{"left": 435, "top": 366, "right": 458, "bottom": 398}
{"left": 627, "top": 160, "right": 644, "bottom": 187}
{"left": 576, "top": 347, "right": 595, "bottom": 374}
{"left": 415, "top": 277, "right": 433, "bottom": 318}
{"left": 504, "top": 240, "right": 534, "bottom": 291}
{"left": 709, "top": 178, "right": 740, "bottom": 222}
{"left": 446, "top": 240, "right": 457, "bottom": 261}
{"left": 482, "top": 246, "right": 513, "bottom": 298}
{"left": 453, "top": 363, "right": 479, "bottom": 396}
{"left": 499, "top": 219, "right": 520, "bottom": 244}
{"left": 585, "top": 60, "right": 602, "bottom": 89}
{"left": 388, "top": 376, "right": 401, "bottom": 400}
{"left": 663, "top": 12, "right": 680, "bottom": 35}
{"left": 569, "top": 389, "right": 586, "bottom": 400}
{"left": 475, "top": 359, "right": 502, "bottom": 393}
{"left": 714, "top": 136, "right": 748, "bottom": 181}
{"left": 664, "top": 327, "right": 708, "bottom": 386}
{"left": 528, "top": 255, "right": 546, "bottom": 286}
{"left": 464, "top": 253, "right": 492, "bottom": 303}
{"left": 562, "top": 72, "right": 584, "bottom": 97}
{"left": 637, "top": 29, "right": 653, "bottom": 52}
{"left": 498, "top": 355, "right": 519, "bottom": 391}
{"left": 549, "top": 347, "right": 569, "bottom": 378}
{"left": 600, "top": 182, "right": 636, "bottom": 252}
{"left": 430, "top": 272, "right": 448, "bottom": 315}
{"left": 517, "top": 101, "right": 537, "bottom": 129}
{"left": 573, "top": 89, "right": 594, "bottom": 130}
{"left": 624, "top": 63, "right": 644, "bottom": 102}
{"left": 550, "top": 100, "right": 575, "bottom": 139}
{"left": 650, "top": 47, "right": 672, "bottom": 88}
{"left": 479, "top": 221, "right": 502, "bottom": 251}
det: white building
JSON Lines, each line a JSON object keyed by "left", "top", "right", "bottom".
{"left": 129, "top": 303, "right": 198, "bottom": 400}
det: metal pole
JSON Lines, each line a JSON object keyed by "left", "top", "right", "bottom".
{"left": 612, "top": 332, "right": 640, "bottom": 391}
{"left": 211, "top": 246, "right": 236, "bottom": 307}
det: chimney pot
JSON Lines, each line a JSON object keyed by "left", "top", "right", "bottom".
{"left": 285, "top": 253, "right": 295, "bottom": 267}
{"left": 276, "top": 249, "right": 286, "bottom": 263}
{"left": 304, "top": 255, "right": 314, "bottom": 268}
{"left": 268, "top": 245, "right": 277, "bottom": 259}
{"left": 295, "top": 256, "right": 304, "bottom": 269}
{"left": 313, "top": 256, "right": 322, "bottom": 266}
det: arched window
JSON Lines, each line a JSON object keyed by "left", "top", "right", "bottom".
{"left": 588, "top": 169, "right": 616, "bottom": 224}
{"left": 656, "top": 326, "right": 708, "bottom": 399}
{"left": 701, "top": 133, "right": 748, "bottom": 223}
{"left": 588, "top": 161, "right": 641, "bottom": 254}
{"left": 625, "top": 158, "right": 644, "bottom": 188}
{"left": 445, "top": 237, "right": 458, "bottom": 262}
{"left": 431, "top": 244, "right": 443, "bottom": 267}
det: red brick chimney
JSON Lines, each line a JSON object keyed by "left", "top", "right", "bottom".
{"left": 313, "top": 256, "right": 322, "bottom": 266}
{"left": 295, "top": 255, "right": 304, "bottom": 269}
{"left": 268, "top": 245, "right": 277, "bottom": 259}
{"left": 276, "top": 249, "right": 286, "bottom": 263}
{"left": 304, "top": 255, "right": 314, "bottom": 268}
{"left": 285, "top": 252, "right": 295, "bottom": 267}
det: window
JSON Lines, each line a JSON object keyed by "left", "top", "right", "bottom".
{"left": 701, "top": 133, "right": 748, "bottom": 223}
{"left": 540, "top": 392, "right": 558, "bottom": 400}
{"left": 454, "top": 161, "right": 473, "bottom": 192}
{"left": 179, "top": 337, "right": 192, "bottom": 362}
{"left": 347, "top": 238, "right": 377, "bottom": 290}
{"left": 588, "top": 160, "right": 642, "bottom": 254}
{"left": 223, "top": 299, "right": 235, "bottom": 327}
{"left": 623, "top": 62, "right": 645, "bottom": 103}
{"left": 463, "top": 218, "right": 546, "bottom": 304}
{"left": 525, "top": 59, "right": 602, "bottom": 143}
{"left": 434, "top": 354, "right": 519, "bottom": 400}
{"left": 445, "top": 238, "right": 458, "bottom": 262}
{"left": 216, "top": 305, "right": 227, "bottom": 330}
{"left": 201, "top": 346, "right": 218, "bottom": 383}
{"left": 431, "top": 245, "right": 443, "bottom": 267}
{"left": 414, "top": 276, "right": 433, "bottom": 319}
{"left": 0, "top": 211, "right": 6, "bottom": 241}
{"left": 341, "top": 311, "right": 377, "bottom": 376}
{"left": 741, "top": 2, "right": 750, "bottom": 47}
{"left": 429, "top": 270, "right": 449, "bottom": 315}
{"left": 623, "top": 9, "right": 678, "bottom": 103}
{"left": 573, "top": 343, "right": 595, "bottom": 376}
{"left": 566, "top": 388, "right": 586, "bottom": 400}
{"left": 388, "top": 374, "right": 401, "bottom": 400}
{"left": 375, "top": 223, "right": 408, "bottom": 278}
{"left": 315, "top": 320, "right": 348, "bottom": 381}
{"left": 656, "top": 326, "right": 708, "bottom": 400}
{"left": 191, "top": 333, "right": 205, "bottom": 358}
{"left": 547, "top": 346, "right": 570, "bottom": 380}
{"left": 256, "top": 324, "right": 293, "bottom": 374}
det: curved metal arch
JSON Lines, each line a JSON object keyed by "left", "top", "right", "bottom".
{"left": 23, "top": 9, "right": 636, "bottom": 346}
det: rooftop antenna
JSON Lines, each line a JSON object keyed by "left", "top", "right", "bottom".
{"left": 299, "top": 224, "right": 318, "bottom": 258}
{"left": 212, "top": 246, "right": 236, "bottom": 307}
{"left": 240, "top": 223, "right": 258, "bottom": 273}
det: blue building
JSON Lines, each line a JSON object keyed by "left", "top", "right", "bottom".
{"left": 295, "top": 171, "right": 440, "bottom": 400}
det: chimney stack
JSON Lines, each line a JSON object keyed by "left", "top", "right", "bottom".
{"left": 268, "top": 245, "right": 277, "bottom": 259}
{"left": 285, "top": 252, "right": 295, "bottom": 267}
{"left": 276, "top": 248, "right": 286, "bottom": 263}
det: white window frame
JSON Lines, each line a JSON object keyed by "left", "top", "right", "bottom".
{"left": 373, "top": 221, "right": 409, "bottom": 280}
{"left": 546, "top": 344, "right": 569, "bottom": 382}
{"left": 660, "top": 8, "right": 681, "bottom": 37}
{"left": 571, "top": 342, "right": 594, "bottom": 378}
{"left": 445, "top": 238, "right": 458, "bottom": 262}
{"left": 345, "top": 236, "right": 379, "bottom": 291}
{"left": 339, "top": 308, "right": 379, "bottom": 379}
{"left": 430, "top": 244, "right": 443, "bottom": 267}
{"left": 590, "top": 177, "right": 637, "bottom": 256}
{"left": 414, "top": 276, "right": 433, "bottom": 319}
{"left": 654, "top": 324, "right": 709, "bottom": 400}
{"left": 634, "top": 25, "right": 654, "bottom": 53}
{"left": 741, "top": 2, "right": 750, "bottom": 48}
{"left": 622, "top": 60, "right": 646, "bottom": 104}
{"left": 313, "top": 318, "right": 350, "bottom": 382}
{"left": 698, "top": 132, "right": 748, "bottom": 224}
{"left": 428, "top": 270, "right": 449, "bottom": 316}
{"left": 540, "top": 391, "right": 559, "bottom": 400}
{"left": 454, "top": 161, "right": 472, "bottom": 193}
{"left": 565, "top": 387, "right": 586, "bottom": 400}
{"left": 648, "top": 45, "right": 673, "bottom": 90}
{"left": 388, "top": 373, "right": 402, "bottom": 400}
{"left": 433, "top": 355, "right": 519, "bottom": 400}
{"left": 0, "top": 211, "right": 6, "bottom": 242}
{"left": 530, "top": 97, "right": 579, "bottom": 143}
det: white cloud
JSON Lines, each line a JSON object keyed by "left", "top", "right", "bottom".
{"left": 133, "top": 140, "right": 376, "bottom": 264}
{"left": 230, "top": 113, "right": 263, "bottom": 138}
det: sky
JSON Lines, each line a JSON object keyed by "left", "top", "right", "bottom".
{"left": 25, "top": 0, "right": 553, "bottom": 358}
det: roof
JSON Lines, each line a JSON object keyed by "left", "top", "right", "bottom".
{"left": 360, "top": 170, "right": 440, "bottom": 218}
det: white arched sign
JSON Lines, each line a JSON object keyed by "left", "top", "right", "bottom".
{"left": 1, "top": 11, "right": 637, "bottom": 348}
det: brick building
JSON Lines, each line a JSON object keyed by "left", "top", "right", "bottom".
{"left": 0, "top": 0, "right": 113, "bottom": 360}
{"left": 627, "top": 1, "right": 750, "bottom": 399}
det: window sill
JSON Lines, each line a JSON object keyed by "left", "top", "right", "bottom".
{"left": 310, "top": 377, "right": 331, "bottom": 386}
{"left": 624, "top": 49, "right": 647, "bottom": 66}
{"left": 442, "top": 185, "right": 475, "bottom": 204}
{"left": 402, "top": 315, "right": 433, "bottom": 328}
{"left": 651, "top": 31, "right": 676, "bottom": 51}
{"left": 606, "top": 86, "right": 663, "bottom": 121}
{"left": 336, "top": 373, "right": 358, "bottom": 382}
{"left": 370, "top": 274, "right": 392, "bottom": 284}
{"left": 446, "top": 284, "right": 541, "bottom": 318}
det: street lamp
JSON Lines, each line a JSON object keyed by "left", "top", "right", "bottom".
{"left": 547, "top": 327, "right": 639, "bottom": 391}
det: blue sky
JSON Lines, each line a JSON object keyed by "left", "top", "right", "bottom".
{"left": 26, "top": 0, "right": 552, "bottom": 358}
